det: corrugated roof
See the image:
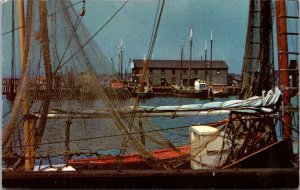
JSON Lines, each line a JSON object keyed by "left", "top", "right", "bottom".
{"left": 132, "top": 59, "right": 228, "bottom": 69}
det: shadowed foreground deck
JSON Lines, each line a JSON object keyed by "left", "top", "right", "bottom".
{"left": 3, "top": 168, "right": 299, "bottom": 189}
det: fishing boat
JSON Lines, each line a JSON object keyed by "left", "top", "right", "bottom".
{"left": 171, "top": 79, "right": 209, "bottom": 98}
{"left": 128, "top": 59, "right": 155, "bottom": 98}
{"left": 129, "top": 82, "right": 154, "bottom": 98}
{"left": 2, "top": 0, "right": 298, "bottom": 189}
{"left": 171, "top": 30, "right": 209, "bottom": 99}
{"left": 212, "top": 87, "right": 229, "bottom": 98}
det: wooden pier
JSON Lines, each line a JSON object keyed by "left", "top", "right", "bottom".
{"left": 2, "top": 78, "right": 240, "bottom": 99}
{"left": 151, "top": 86, "right": 241, "bottom": 97}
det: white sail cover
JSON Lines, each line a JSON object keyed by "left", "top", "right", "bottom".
{"left": 124, "top": 87, "right": 281, "bottom": 116}
{"left": 36, "top": 87, "right": 281, "bottom": 118}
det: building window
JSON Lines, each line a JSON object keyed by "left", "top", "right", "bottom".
{"left": 183, "top": 79, "right": 188, "bottom": 86}
{"left": 161, "top": 78, "right": 166, "bottom": 86}
{"left": 172, "top": 69, "right": 175, "bottom": 75}
{"left": 149, "top": 69, "right": 153, "bottom": 74}
{"left": 161, "top": 69, "right": 165, "bottom": 74}
{"left": 183, "top": 70, "right": 187, "bottom": 75}
{"left": 172, "top": 77, "right": 176, "bottom": 84}
{"left": 149, "top": 77, "right": 152, "bottom": 84}
{"left": 194, "top": 70, "right": 198, "bottom": 75}
{"left": 216, "top": 70, "right": 220, "bottom": 75}
{"left": 134, "top": 69, "right": 142, "bottom": 75}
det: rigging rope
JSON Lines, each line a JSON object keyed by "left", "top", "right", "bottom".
{"left": 10, "top": 0, "right": 16, "bottom": 101}
{"left": 119, "top": 0, "right": 166, "bottom": 155}
{"left": 2, "top": 124, "right": 192, "bottom": 151}
{"left": 287, "top": 0, "right": 299, "bottom": 61}
{"left": 1, "top": 1, "right": 82, "bottom": 36}
{"left": 53, "top": 1, "right": 83, "bottom": 77}
{"left": 53, "top": 0, "right": 129, "bottom": 74}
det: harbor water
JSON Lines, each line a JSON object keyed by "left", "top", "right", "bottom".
{"left": 1, "top": 95, "right": 299, "bottom": 165}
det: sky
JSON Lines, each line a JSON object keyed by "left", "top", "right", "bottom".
{"left": 78, "top": 0, "right": 250, "bottom": 74}
{"left": 1, "top": 0, "right": 298, "bottom": 78}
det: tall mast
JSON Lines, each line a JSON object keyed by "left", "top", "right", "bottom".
{"left": 204, "top": 40, "right": 207, "bottom": 81}
{"left": 275, "top": 0, "right": 292, "bottom": 156}
{"left": 189, "top": 28, "right": 192, "bottom": 86}
{"left": 180, "top": 40, "right": 183, "bottom": 87}
{"left": 33, "top": 0, "right": 54, "bottom": 164}
{"left": 17, "top": 0, "right": 25, "bottom": 68}
{"left": 117, "top": 38, "right": 125, "bottom": 80}
{"left": 210, "top": 30, "right": 213, "bottom": 84}
{"left": 17, "top": 0, "right": 35, "bottom": 171}
{"left": 10, "top": 0, "right": 15, "bottom": 100}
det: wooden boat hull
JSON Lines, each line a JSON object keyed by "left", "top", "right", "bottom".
{"left": 68, "top": 145, "right": 190, "bottom": 170}
{"left": 171, "top": 89, "right": 209, "bottom": 98}
{"left": 4, "top": 141, "right": 298, "bottom": 189}
{"left": 130, "top": 92, "right": 155, "bottom": 99}
{"left": 3, "top": 168, "right": 299, "bottom": 189}
{"left": 213, "top": 91, "right": 229, "bottom": 98}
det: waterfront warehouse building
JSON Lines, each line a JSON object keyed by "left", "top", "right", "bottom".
{"left": 131, "top": 59, "right": 228, "bottom": 87}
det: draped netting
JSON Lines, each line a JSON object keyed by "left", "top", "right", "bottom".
{"left": 2, "top": 0, "right": 191, "bottom": 170}
{"left": 240, "top": 0, "right": 274, "bottom": 99}
{"left": 2, "top": 0, "right": 281, "bottom": 171}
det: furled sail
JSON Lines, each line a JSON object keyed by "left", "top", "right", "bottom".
{"left": 35, "top": 87, "right": 282, "bottom": 119}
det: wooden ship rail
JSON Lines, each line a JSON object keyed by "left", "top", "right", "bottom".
{"left": 3, "top": 168, "right": 298, "bottom": 189}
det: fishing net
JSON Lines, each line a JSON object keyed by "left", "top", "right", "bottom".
{"left": 2, "top": 0, "right": 279, "bottom": 171}
{"left": 2, "top": 0, "right": 190, "bottom": 171}
{"left": 240, "top": 0, "right": 274, "bottom": 99}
